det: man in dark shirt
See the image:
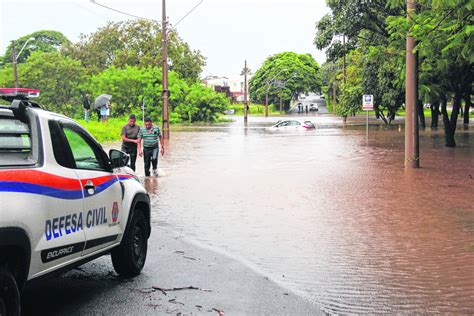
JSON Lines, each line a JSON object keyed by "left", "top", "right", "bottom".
{"left": 82, "top": 94, "right": 91, "bottom": 122}
{"left": 121, "top": 114, "right": 140, "bottom": 171}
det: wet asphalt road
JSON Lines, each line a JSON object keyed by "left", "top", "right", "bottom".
{"left": 21, "top": 227, "right": 321, "bottom": 315}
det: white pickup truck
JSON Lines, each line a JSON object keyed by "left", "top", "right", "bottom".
{"left": 0, "top": 88, "right": 151, "bottom": 315}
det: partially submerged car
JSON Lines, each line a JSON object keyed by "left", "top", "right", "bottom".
{"left": 267, "top": 120, "right": 316, "bottom": 131}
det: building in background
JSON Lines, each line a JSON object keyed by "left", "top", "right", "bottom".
{"left": 202, "top": 75, "right": 249, "bottom": 103}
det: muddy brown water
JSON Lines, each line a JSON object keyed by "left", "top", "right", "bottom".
{"left": 126, "top": 115, "right": 473, "bottom": 314}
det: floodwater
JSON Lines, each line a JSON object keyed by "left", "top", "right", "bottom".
{"left": 142, "top": 115, "right": 473, "bottom": 314}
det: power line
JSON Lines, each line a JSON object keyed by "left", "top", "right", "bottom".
{"left": 89, "top": 0, "right": 159, "bottom": 22}
{"left": 90, "top": 0, "right": 204, "bottom": 28}
{"left": 170, "top": 0, "right": 203, "bottom": 30}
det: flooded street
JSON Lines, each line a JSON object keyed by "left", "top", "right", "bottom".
{"left": 143, "top": 115, "right": 473, "bottom": 314}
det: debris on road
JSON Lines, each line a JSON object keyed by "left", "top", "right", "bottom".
{"left": 152, "top": 285, "right": 212, "bottom": 295}
{"left": 168, "top": 298, "right": 185, "bottom": 305}
{"left": 145, "top": 303, "right": 161, "bottom": 310}
{"left": 212, "top": 307, "right": 225, "bottom": 315}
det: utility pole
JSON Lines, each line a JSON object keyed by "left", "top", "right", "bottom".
{"left": 244, "top": 60, "right": 248, "bottom": 125}
{"left": 279, "top": 94, "right": 283, "bottom": 114}
{"left": 342, "top": 34, "right": 346, "bottom": 84}
{"left": 265, "top": 90, "right": 269, "bottom": 117}
{"left": 12, "top": 41, "right": 18, "bottom": 88}
{"left": 332, "top": 68, "right": 337, "bottom": 115}
{"left": 405, "top": 1, "right": 419, "bottom": 168}
{"left": 161, "top": 0, "right": 170, "bottom": 139}
{"left": 142, "top": 98, "right": 145, "bottom": 123}
{"left": 264, "top": 68, "right": 287, "bottom": 117}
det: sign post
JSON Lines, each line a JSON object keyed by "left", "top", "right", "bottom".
{"left": 362, "top": 95, "right": 374, "bottom": 142}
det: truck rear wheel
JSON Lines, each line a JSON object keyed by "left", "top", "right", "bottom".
{"left": 111, "top": 211, "right": 148, "bottom": 277}
{"left": 0, "top": 266, "right": 20, "bottom": 316}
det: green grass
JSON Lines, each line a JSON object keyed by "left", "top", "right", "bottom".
{"left": 326, "top": 106, "right": 473, "bottom": 118}
{"left": 75, "top": 107, "right": 473, "bottom": 144}
{"left": 77, "top": 117, "right": 127, "bottom": 143}
{"left": 78, "top": 115, "right": 233, "bottom": 143}
{"left": 229, "top": 103, "right": 286, "bottom": 116}
{"left": 395, "top": 109, "right": 468, "bottom": 117}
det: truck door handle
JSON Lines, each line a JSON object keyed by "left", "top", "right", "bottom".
{"left": 84, "top": 180, "right": 95, "bottom": 194}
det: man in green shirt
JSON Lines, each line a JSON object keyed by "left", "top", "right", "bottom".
{"left": 138, "top": 117, "right": 165, "bottom": 177}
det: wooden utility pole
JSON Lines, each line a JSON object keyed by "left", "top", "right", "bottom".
{"left": 265, "top": 90, "right": 269, "bottom": 117}
{"left": 244, "top": 60, "right": 248, "bottom": 125}
{"left": 12, "top": 41, "right": 18, "bottom": 88}
{"left": 280, "top": 94, "right": 283, "bottom": 114}
{"left": 332, "top": 70, "right": 337, "bottom": 115}
{"left": 405, "top": 1, "right": 419, "bottom": 168}
{"left": 161, "top": 0, "right": 170, "bottom": 139}
{"left": 342, "top": 34, "right": 346, "bottom": 84}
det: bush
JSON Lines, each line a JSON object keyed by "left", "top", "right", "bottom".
{"left": 86, "top": 66, "right": 230, "bottom": 124}
{"left": 77, "top": 116, "right": 127, "bottom": 143}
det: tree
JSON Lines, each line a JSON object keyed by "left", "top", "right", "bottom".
{"left": 360, "top": 45, "right": 404, "bottom": 124}
{"left": 177, "top": 83, "right": 229, "bottom": 123}
{"left": 416, "top": 1, "right": 472, "bottom": 146}
{"left": 85, "top": 65, "right": 229, "bottom": 123}
{"left": 249, "top": 52, "right": 322, "bottom": 109}
{"left": 86, "top": 66, "right": 162, "bottom": 118}
{"left": 1, "top": 30, "right": 70, "bottom": 66}
{"left": 64, "top": 20, "right": 205, "bottom": 82}
{"left": 317, "top": 0, "right": 472, "bottom": 146}
{"left": 319, "top": 61, "right": 335, "bottom": 101}
{"left": 19, "top": 51, "right": 87, "bottom": 117}
{"left": 337, "top": 50, "right": 363, "bottom": 119}
{"left": 315, "top": 1, "right": 404, "bottom": 122}
{"left": 0, "top": 65, "right": 15, "bottom": 87}
{"left": 387, "top": 0, "right": 473, "bottom": 146}
{"left": 314, "top": 0, "right": 400, "bottom": 62}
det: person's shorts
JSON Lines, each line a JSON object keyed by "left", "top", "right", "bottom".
{"left": 100, "top": 106, "right": 109, "bottom": 116}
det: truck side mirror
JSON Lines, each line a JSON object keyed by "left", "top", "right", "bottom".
{"left": 109, "top": 149, "right": 129, "bottom": 168}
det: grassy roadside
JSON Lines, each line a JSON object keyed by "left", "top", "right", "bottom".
{"left": 77, "top": 109, "right": 473, "bottom": 144}
{"left": 77, "top": 117, "right": 126, "bottom": 143}
{"left": 228, "top": 103, "right": 284, "bottom": 116}
{"left": 77, "top": 115, "right": 238, "bottom": 143}
{"left": 325, "top": 102, "right": 473, "bottom": 118}
{"left": 78, "top": 116, "right": 237, "bottom": 143}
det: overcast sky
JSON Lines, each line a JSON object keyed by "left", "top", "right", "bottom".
{"left": 1, "top": 0, "right": 329, "bottom": 77}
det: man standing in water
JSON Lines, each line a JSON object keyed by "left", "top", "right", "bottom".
{"left": 138, "top": 117, "right": 165, "bottom": 177}
{"left": 121, "top": 114, "right": 140, "bottom": 171}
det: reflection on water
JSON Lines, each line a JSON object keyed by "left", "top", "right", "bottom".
{"left": 147, "top": 116, "right": 474, "bottom": 314}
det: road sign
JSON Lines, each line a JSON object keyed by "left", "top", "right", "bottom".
{"left": 362, "top": 94, "right": 374, "bottom": 111}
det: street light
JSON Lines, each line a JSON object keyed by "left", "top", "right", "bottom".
{"left": 277, "top": 74, "right": 298, "bottom": 114}
{"left": 264, "top": 68, "right": 288, "bottom": 117}
{"left": 12, "top": 37, "right": 34, "bottom": 88}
